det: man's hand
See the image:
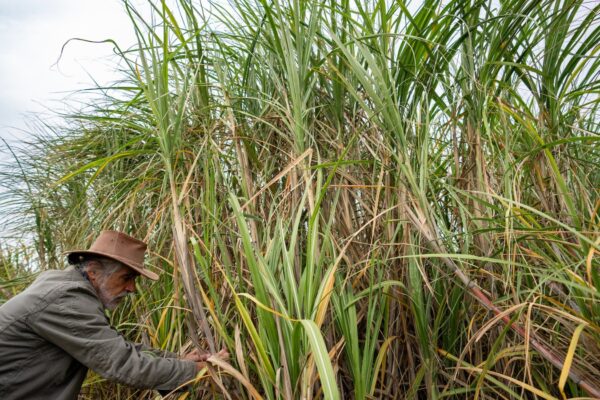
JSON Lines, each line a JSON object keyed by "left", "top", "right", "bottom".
{"left": 182, "top": 348, "right": 209, "bottom": 362}
{"left": 182, "top": 348, "right": 230, "bottom": 371}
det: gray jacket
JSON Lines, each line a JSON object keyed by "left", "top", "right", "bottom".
{"left": 0, "top": 267, "right": 196, "bottom": 399}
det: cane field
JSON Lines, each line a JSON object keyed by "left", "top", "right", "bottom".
{"left": 1, "top": 0, "right": 599, "bottom": 398}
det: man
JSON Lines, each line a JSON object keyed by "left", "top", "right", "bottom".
{"left": 0, "top": 230, "right": 227, "bottom": 399}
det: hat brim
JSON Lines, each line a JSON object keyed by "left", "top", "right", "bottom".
{"left": 66, "top": 250, "right": 159, "bottom": 281}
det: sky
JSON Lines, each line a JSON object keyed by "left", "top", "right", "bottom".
{"left": 0, "top": 0, "right": 137, "bottom": 146}
{"left": 0, "top": 0, "right": 142, "bottom": 239}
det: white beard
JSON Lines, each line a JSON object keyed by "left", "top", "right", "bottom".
{"left": 96, "top": 277, "right": 129, "bottom": 310}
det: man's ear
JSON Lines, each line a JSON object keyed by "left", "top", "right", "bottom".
{"left": 85, "top": 261, "right": 103, "bottom": 285}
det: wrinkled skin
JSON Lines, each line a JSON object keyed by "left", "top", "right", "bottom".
{"left": 86, "top": 261, "right": 138, "bottom": 310}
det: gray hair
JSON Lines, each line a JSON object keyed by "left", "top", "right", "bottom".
{"left": 74, "top": 256, "right": 124, "bottom": 280}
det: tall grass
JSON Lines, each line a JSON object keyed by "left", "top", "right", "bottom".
{"left": 1, "top": 0, "right": 599, "bottom": 398}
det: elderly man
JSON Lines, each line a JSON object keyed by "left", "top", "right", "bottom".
{"left": 0, "top": 230, "right": 226, "bottom": 399}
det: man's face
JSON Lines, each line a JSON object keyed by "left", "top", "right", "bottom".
{"left": 91, "top": 262, "right": 140, "bottom": 310}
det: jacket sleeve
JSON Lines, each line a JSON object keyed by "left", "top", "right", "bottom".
{"left": 28, "top": 284, "right": 197, "bottom": 391}
{"left": 133, "top": 342, "right": 179, "bottom": 359}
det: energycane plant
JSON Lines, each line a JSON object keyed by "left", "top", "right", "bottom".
{"left": 0, "top": 0, "right": 599, "bottom": 399}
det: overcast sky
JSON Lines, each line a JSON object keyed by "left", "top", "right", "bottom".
{"left": 0, "top": 0, "right": 137, "bottom": 145}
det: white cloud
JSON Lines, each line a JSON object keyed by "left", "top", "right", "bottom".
{"left": 0, "top": 0, "right": 136, "bottom": 143}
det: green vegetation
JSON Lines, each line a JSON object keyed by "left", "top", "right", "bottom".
{"left": 1, "top": 0, "right": 599, "bottom": 398}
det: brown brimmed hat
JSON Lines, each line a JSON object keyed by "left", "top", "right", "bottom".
{"left": 66, "top": 230, "right": 159, "bottom": 281}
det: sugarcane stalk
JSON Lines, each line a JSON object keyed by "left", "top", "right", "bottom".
{"left": 403, "top": 202, "right": 600, "bottom": 398}
{"left": 170, "top": 179, "right": 217, "bottom": 354}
